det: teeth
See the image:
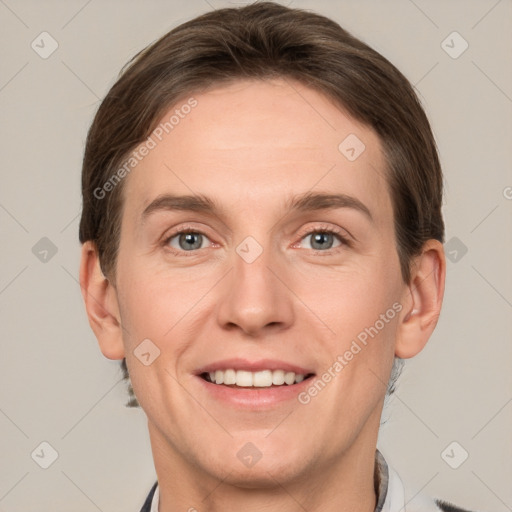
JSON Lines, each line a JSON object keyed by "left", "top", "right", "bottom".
{"left": 284, "top": 372, "right": 295, "bottom": 385}
{"left": 235, "top": 370, "right": 253, "bottom": 387}
{"left": 223, "top": 369, "right": 236, "bottom": 385}
{"left": 253, "top": 370, "right": 272, "bottom": 387}
{"left": 272, "top": 370, "right": 285, "bottom": 385}
{"left": 206, "top": 369, "right": 308, "bottom": 387}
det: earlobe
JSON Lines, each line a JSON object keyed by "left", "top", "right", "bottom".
{"left": 79, "top": 241, "right": 125, "bottom": 360}
{"left": 395, "top": 239, "right": 446, "bottom": 359}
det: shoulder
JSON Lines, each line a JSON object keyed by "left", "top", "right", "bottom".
{"left": 382, "top": 453, "right": 481, "bottom": 512}
{"left": 405, "top": 493, "right": 481, "bottom": 512}
{"left": 434, "top": 499, "right": 480, "bottom": 512}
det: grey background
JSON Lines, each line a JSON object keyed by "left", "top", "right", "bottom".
{"left": 0, "top": 0, "right": 511, "bottom": 510}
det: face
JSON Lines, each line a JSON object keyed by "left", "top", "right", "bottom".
{"left": 113, "top": 78, "right": 408, "bottom": 485}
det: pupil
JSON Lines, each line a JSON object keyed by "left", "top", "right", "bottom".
{"left": 312, "top": 232, "right": 332, "bottom": 250}
{"left": 180, "top": 233, "right": 202, "bottom": 250}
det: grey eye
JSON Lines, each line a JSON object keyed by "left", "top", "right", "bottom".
{"left": 169, "top": 232, "right": 208, "bottom": 251}
{"left": 303, "top": 232, "right": 341, "bottom": 251}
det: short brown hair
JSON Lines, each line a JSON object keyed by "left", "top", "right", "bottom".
{"left": 79, "top": 1, "right": 444, "bottom": 407}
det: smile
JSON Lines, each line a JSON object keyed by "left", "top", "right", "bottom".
{"left": 201, "top": 369, "right": 315, "bottom": 388}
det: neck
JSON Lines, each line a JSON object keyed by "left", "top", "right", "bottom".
{"left": 149, "top": 413, "right": 380, "bottom": 512}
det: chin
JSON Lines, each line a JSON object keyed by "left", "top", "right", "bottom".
{"left": 210, "top": 459, "right": 306, "bottom": 489}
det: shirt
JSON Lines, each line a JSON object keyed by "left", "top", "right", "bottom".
{"left": 139, "top": 450, "right": 475, "bottom": 512}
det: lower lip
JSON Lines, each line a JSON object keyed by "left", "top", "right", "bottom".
{"left": 195, "top": 375, "right": 315, "bottom": 408}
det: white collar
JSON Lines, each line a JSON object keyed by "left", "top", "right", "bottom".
{"left": 379, "top": 455, "right": 442, "bottom": 512}
{"left": 150, "top": 483, "right": 159, "bottom": 512}
{"left": 382, "top": 463, "right": 406, "bottom": 511}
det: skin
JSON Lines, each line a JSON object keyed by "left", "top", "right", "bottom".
{"left": 80, "top": 78, "right": 445, "bottom": 512}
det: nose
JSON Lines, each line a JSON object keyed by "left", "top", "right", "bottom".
{"left": 215, "top": 240, "right": 295, "bottom": 337}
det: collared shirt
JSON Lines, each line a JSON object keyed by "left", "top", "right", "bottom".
{"left": 139, "top": 450, "right": 472, "bottom": 512}
{"left": 149, "top": 485, "right": 158, "bottom": 512}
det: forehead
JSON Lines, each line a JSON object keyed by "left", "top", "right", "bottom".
{"left": 122, "top": 78, "right": 392, "bottom": 226}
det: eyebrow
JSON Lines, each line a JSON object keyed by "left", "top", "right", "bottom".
{"left": 141, "top": 191, "right": 373, "bottom": 222}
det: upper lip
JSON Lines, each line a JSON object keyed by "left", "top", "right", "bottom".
{"left": 195, "top": 358, "right": 315, "bottom": 375}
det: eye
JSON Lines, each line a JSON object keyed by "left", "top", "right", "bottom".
{"left": 299, "top": 228, "right": 348, "bottom": 252}
{"left": 165, "top": 229, "right": 212, "bottom": 253}
{"left": 162, "top": 225, "right": 350, "bottom": 257}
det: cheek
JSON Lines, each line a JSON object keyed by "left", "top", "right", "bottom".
{"left": 296, "top": 253, "right": 401, "bottom": 396}
{"left": 308, "top": 280, "right": 399, "bottom": 420}
{"left": 297, "top": 256, "right": 400, "bottom": 335}
{"left": 115, "top": 257, "right": 216, "bottom": 345}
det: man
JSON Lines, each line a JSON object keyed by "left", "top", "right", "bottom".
{"left": 78, "top": 2, "right": 477, "bottom": 511}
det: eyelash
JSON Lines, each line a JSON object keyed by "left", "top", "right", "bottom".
{"left": 162, "top": 224, "right": 351, "bottom": 257}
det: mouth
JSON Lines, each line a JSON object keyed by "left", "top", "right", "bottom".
{"left": 194, "top": 358, "right": 316, "bottom": 407}
{"left": 199, "top": 369, "right": 316, "bottom": 389}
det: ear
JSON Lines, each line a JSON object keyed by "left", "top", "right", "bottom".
{"left": 395, "top": 239, "right": 446, "bottom": 359}
{"left": 79, "top": 241, "right": 125, "bottom": 360}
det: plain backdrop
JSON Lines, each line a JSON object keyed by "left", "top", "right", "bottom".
{"left": 0, "top": 0, "right": 511, "bottom": 510}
